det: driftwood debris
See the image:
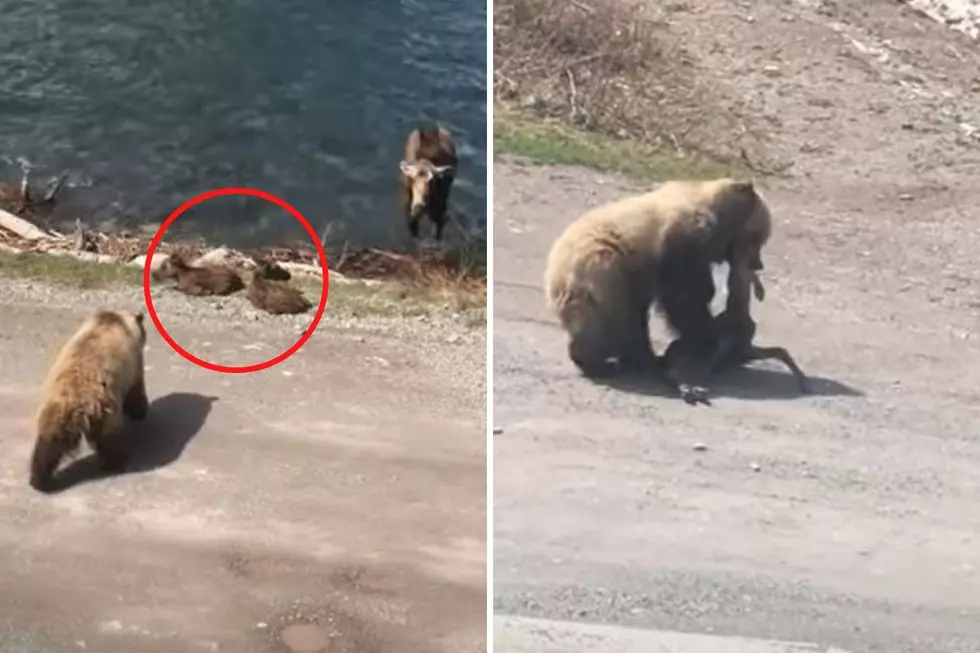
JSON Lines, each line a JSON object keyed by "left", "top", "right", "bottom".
{"left": 72, "top": 218, "right": 98, "bottom": 253}
{"left": 0, "top": 191, "right": 462, "bottom": 291}
{"left": 0, "top": 168, "right": 69, "bottom": 241}
{"left": 0, "top": 208, "right": 53, "bottom": 241}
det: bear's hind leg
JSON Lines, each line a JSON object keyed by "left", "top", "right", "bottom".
{"left": 88, "top": 432, "right": 130, "bottom": 473}
{"left": 123, "top": 375, "right": 149, "bottom": 421}
{"left": 30, "top": 404, "right": 84, "bottom": 493}
{"left": 84, "top": 414, "right": 130, "bottom": 473}
{"left": 29, "top": 429, "right": 79, "bottom": 493}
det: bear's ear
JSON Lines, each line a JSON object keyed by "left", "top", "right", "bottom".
{"left": 733, "top": 180, "right": 755, "bottom": 194}
{"left": 134, "top": 311, "right": 145, "bottom": 326}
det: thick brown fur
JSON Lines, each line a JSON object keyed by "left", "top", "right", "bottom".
{"left": 157, "top": 250, "right": 245, "bottom": 297}
{"left": 245, "top": 262, "right": 313, "bottom": 315}
{"left": 398, "top": 124, "right": 458, "bottom": 241}
{"left": 29, "top": 309, "right": 149, "bottom": 493}
{"left": 543, "top": 178, "right": 772, "bottom": 398}
{"left": 662, "top": 271, "right": 810, "bottom": 398}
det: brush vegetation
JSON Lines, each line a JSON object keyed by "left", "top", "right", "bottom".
{"left": 493, "top": 0, "right": 768, "bottom": 179}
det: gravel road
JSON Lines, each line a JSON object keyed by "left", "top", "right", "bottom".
{"left": 493, "top": 2, "right": 980, "bottom": 652}
{"left": 0, "top": 277, "right": 486, "bottom": 653}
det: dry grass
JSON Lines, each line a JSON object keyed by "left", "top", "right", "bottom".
{"left": 326, "top": 236, "right": 486, "bottom": 311}
{"left": 0, "top": 247, "right": 485, "bottom": 321}
{"left": 493, "top": 0, "right": 746, "bottom": 161}
{"left": 494, "top": 104, "right": 747, "bottom": 180}
{"left": 0, "top": 249, "right": 141, "bottom": 289}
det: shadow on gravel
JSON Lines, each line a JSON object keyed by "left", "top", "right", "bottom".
{"left": 712, "top": 366, "right": 863, "bottom": 401}
{"left": 597, "top": 365, "right": 862, "bottom": 402}
{"left": 46, "top": 392, "right": 217, "bottom": 493}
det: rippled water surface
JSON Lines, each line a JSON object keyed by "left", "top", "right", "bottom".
{"left": 0, "top": 0, "right": 487, "bottom": 249}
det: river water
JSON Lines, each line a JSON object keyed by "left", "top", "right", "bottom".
{"left": 0, "top": 0, "right": 487, "bottom": 250}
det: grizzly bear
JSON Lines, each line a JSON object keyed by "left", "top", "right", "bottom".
{"left": 156, "top": 250, "right": 245, "bottom": 297}
{"left": 398, "top": 124, "right": 457, "bottom": 241}
{"left": 543, "top": 178, "right": 772, "bottom": 401}
{"left": 245, "top": 262, "right": 313, "bottom": 315}
{"left": 29, "top": 309, "right": 149, "bottom": 492}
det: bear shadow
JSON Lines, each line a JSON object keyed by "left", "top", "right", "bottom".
{"left": 46, "top": 392, "right": 217, "bottom": 493}
{"left": 595, "top": 364, "right": 862, "bottom": 403}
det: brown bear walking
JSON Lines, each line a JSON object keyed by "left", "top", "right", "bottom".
{"left": 29, "top": 309, "right": 150, "bottom": 492}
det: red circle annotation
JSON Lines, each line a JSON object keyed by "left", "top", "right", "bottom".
{"left": 142, "top": 187, "right": 329, "bottom": 374}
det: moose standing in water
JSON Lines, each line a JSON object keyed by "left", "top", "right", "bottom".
{"left": 398, "top": 124, "right": 457, "bottom": 242}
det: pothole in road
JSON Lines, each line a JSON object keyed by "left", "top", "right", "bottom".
{"left": 280, "top": 624, "right": 330, "bottom": 653}
{"left": 266, "top": 599, "right": 384, "bottom": 653}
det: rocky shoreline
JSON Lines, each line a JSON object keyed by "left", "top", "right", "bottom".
{"left": 0, "top": 201, "right": 487, "bottom": 292}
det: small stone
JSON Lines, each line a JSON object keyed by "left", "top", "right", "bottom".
{"left": 750, "top": 462, "right": 762, "bottom": 472}
{"left": 898, "top": 193, "right": 913, "bottom": 201}
{"left": 692, "top": 442, "right": 708, "bottom": 452}
{"left": 762, "top": 64, "right": 781, "bottom": 77}
{"left": 256, "top": 622, "right": 268, "bottom": 629}
{"left": 493, "top": 427, "right": 503, "bottom": 435}
{"left": 447, "top": 334, "right": 461, "bottom": 344}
